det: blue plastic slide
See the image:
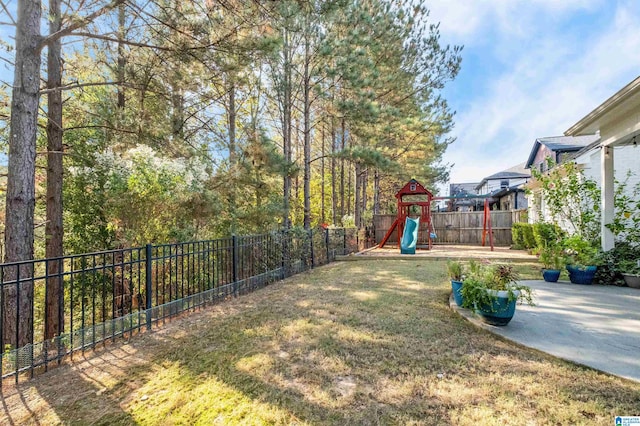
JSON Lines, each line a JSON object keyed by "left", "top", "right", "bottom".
{"left": 400, "top": 216, "right": 420, "bottom": 254}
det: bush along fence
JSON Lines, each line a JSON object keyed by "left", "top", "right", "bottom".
{"left": 0, "top": 227, "right": 363, "bottom": 385}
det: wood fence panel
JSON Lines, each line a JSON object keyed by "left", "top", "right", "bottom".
{"left": 374, "top": 209, "right": 527, "bottom": 246}
{"left": 374, "top": 215, "right": 398, "bottom": 243}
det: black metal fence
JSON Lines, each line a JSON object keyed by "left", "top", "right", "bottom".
{"left": 0, "top": 227, "right": 362, "bottom": 385}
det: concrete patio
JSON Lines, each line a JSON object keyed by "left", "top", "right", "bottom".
{"left": 451, "top": 280, "right": 640, "bottom": 382}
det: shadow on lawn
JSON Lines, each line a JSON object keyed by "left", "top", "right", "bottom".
{"left": 117, "top": 268, "right": 459, "bottom": 424}
{"left": 1, "top": 349, "right": 139, "bottom": 425}
{"left": 4, "top": 261, "right": 640, "bottom": 424}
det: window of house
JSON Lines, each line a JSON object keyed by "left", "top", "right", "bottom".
{"left": 410, "top": 183, "right": 416, "bottom": 191}
{"left": 500, "top": 179, "right": 509, "bottom": 188}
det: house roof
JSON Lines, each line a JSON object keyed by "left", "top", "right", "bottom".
{"left": 448, "top": 182, "right": 480, "bottom": 206}
{"left": 475, "top": 163, "right": 530, "bottom": 191}
{"left": 525, "top": 134, "right": 599, "bottom": 168}
{"left": 566, "top": 75, "right": 640, "bottom": 137}
{"left": 491, "top": 184, "right": 526, "bottom": 199}
{"left": 449, "top": 182, "right": 479, "bottom": 196}
{"left": 567, "top": 138, "right": 602, "bottom": 162}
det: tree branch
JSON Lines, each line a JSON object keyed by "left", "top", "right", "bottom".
{"left": 67, "top": 32, "right": 174, "bottom": 51}
{"left": 39, "top": 0, "right": 126, "bottom": 49}
{"left": 64, "top": 124, "right": 137, "bottom": 134}
{"left": 39, "top": 80, "right": 123, "bottom": 94}
{"left": 0, "top": 0, "right": 15, "bottom": 25}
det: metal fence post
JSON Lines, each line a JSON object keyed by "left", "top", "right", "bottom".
{"left": 325, "top": 228, "right": 330, "bottom": 264}
{"left": 145, "top": 244, "right": 153, "bottom": 331}
{"left": 232, "top": 235, "right": 238, "bottom": 297}
{"left": 308, "top": 229, "right": 314, "bottom": 268}
{"left": 281, "top": 230, "right": 287, "bottom": 278}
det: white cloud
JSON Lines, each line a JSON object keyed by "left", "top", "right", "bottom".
{"left": 428, "top": 0, "right": 603, "bottom": 44}
{"left": 435, "top": 0, "right": 640, "bottom": 183}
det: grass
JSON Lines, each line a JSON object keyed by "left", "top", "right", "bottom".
{"left": 1, "top": 260, "right": 639, "bottom": 425}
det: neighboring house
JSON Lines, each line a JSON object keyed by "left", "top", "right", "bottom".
{"left": 527, "top": 139, "right": 639, "bottom": 228}
{"left": 525, "top": 134, "right": 599, "bottom": 173}
{"left": 532, "top": 76, "right": 640, "bottom": 250}
{"left": 525, "top": 134, "right": 598, "bottom": 224}
{"left": 447, "top": 182, "right": 481, "bottom": 211}
{"left": 475, "top": 163, "right": 531, "bottom": 211}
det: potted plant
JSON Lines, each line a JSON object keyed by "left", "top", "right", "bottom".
{"left": 563, "top": 235, "right": 599, "bottom": 285}
{"left": 538, "top": 244, "right": 564, "bottom": 283}
{"left": 460, "top": 264, "right": 534, "bottom": 326}
{"left": 620, "top": 259, "right": 640, "bottom": 289}
{"left": 447, "top": 260, "right": 465, "bottom": 306}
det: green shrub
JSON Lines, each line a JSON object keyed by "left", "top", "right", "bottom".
{"left": 522, "top": 224, "right": 536, "bottom": 250}
{"left": 511, "top": 223, "right": 525, "bottom": 248}
{"left": 447, "top": 260, "right": 464, "bottom": 281}
{"left": 532, "top": 222, "right": 564, "bottom": 250}
{"left": 563, "top": 235, "right": 599, "bottom": 268}
{"left": 594, "top": 242, "right": 640, "bottom": 286}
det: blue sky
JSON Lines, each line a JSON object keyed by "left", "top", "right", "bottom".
{"left": 427, "top": 0, "right": 640, "bottom": 185}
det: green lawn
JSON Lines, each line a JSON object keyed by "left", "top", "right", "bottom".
{"left": 2, "top": 260, "right": 639, "bottom": 425}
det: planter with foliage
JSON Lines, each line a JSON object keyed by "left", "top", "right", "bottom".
{"left": 565, "top": 265, "right": 597, "bottom": 285}
{"left": 447, "top": 260, "right": 465, "bottom": 306}
{"left": 620, "top": 259, "right": 640, "bottom": 289}
{"left": 461, "top": 264, "right": 534, "bottom": 326}
{"left": 563, "top": 235, "right": 599, "bottom": 285}
{"left": 538, "top": 242, "right": 564, "bottom": 283}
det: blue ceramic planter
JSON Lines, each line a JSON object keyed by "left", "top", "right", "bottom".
{"left": 451, "top": 280, "right": 464, "bottom": 306}
{"left": 475, "top": 291, "right": 518, "bottom": 326}
{"left": 566, "top": 265, "right": 597, "bottom": 285}
{"left": 542, "top": 269, "right": 561, "bottom": 283}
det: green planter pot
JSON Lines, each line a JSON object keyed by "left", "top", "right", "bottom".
{"left": 451, "top": 280, "right": 464, "bottom": 306}
{"left": 566, "top": 265, "right": 597, "bottom": 285}
{"left": 475, "top": 290, "right": 520, "bottom": 326}
{"left": 542, "top": 269, "right": 561, "bottom": 283}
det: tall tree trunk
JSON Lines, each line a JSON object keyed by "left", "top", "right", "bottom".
{"left": 331, "top": 123, "right": 337, "bottom": 225}
{"left": 362, "top": 168, "right": 368, "bottom": 223}
{"left": 282, "top": 30, "right": 292, "bottom": 228}
{"left": 302, "top": 33, "right": 311, "bottom": 230}
{"left": 171, "top": 86, "right": 184, "bottom": 140}
{"left": 45, "top": 0, "right": 64, "bottom": 341}
{"left": 347, "top": 162, "right": 352, "bottom": 216}
{"left": 320, "top": 121, "right": 325, "bottom": 225}
{"left": 294, "top": 120, "right": 300, "bottom": 203}
{"left": 227, "top": 80, "right": 237, "bottom": 233}
{"left": 354, "top": 163, "right": 361, "bottom": 228}
{"left": 117, "top": 3, "right": 126, "bottom": 109}
{"left": 339, "top": 116, "right": 345, "bottom": 222}
{"left": 4, "top": 0, "right": 42, "bottom": 349}
{"left": 374, "top": 170, "right": 380, "bottom": 215}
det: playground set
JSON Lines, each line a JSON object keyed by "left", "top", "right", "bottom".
{"left": 378, "top": 179, "right": 495, "bottom": 253}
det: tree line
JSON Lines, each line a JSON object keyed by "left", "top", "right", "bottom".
{"left": 0, "top": 0, "right": 461, "bottom": 347}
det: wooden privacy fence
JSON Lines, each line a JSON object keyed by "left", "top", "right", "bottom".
{"left": 373, "top": 210, "right": 526, "bottom": 246}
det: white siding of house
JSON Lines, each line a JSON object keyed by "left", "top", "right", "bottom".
{"left": 577, "top": 145, "right": 640, "bottom": 198}
{"left": 528, "top": 145, "right": 640, "bottom": 228}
